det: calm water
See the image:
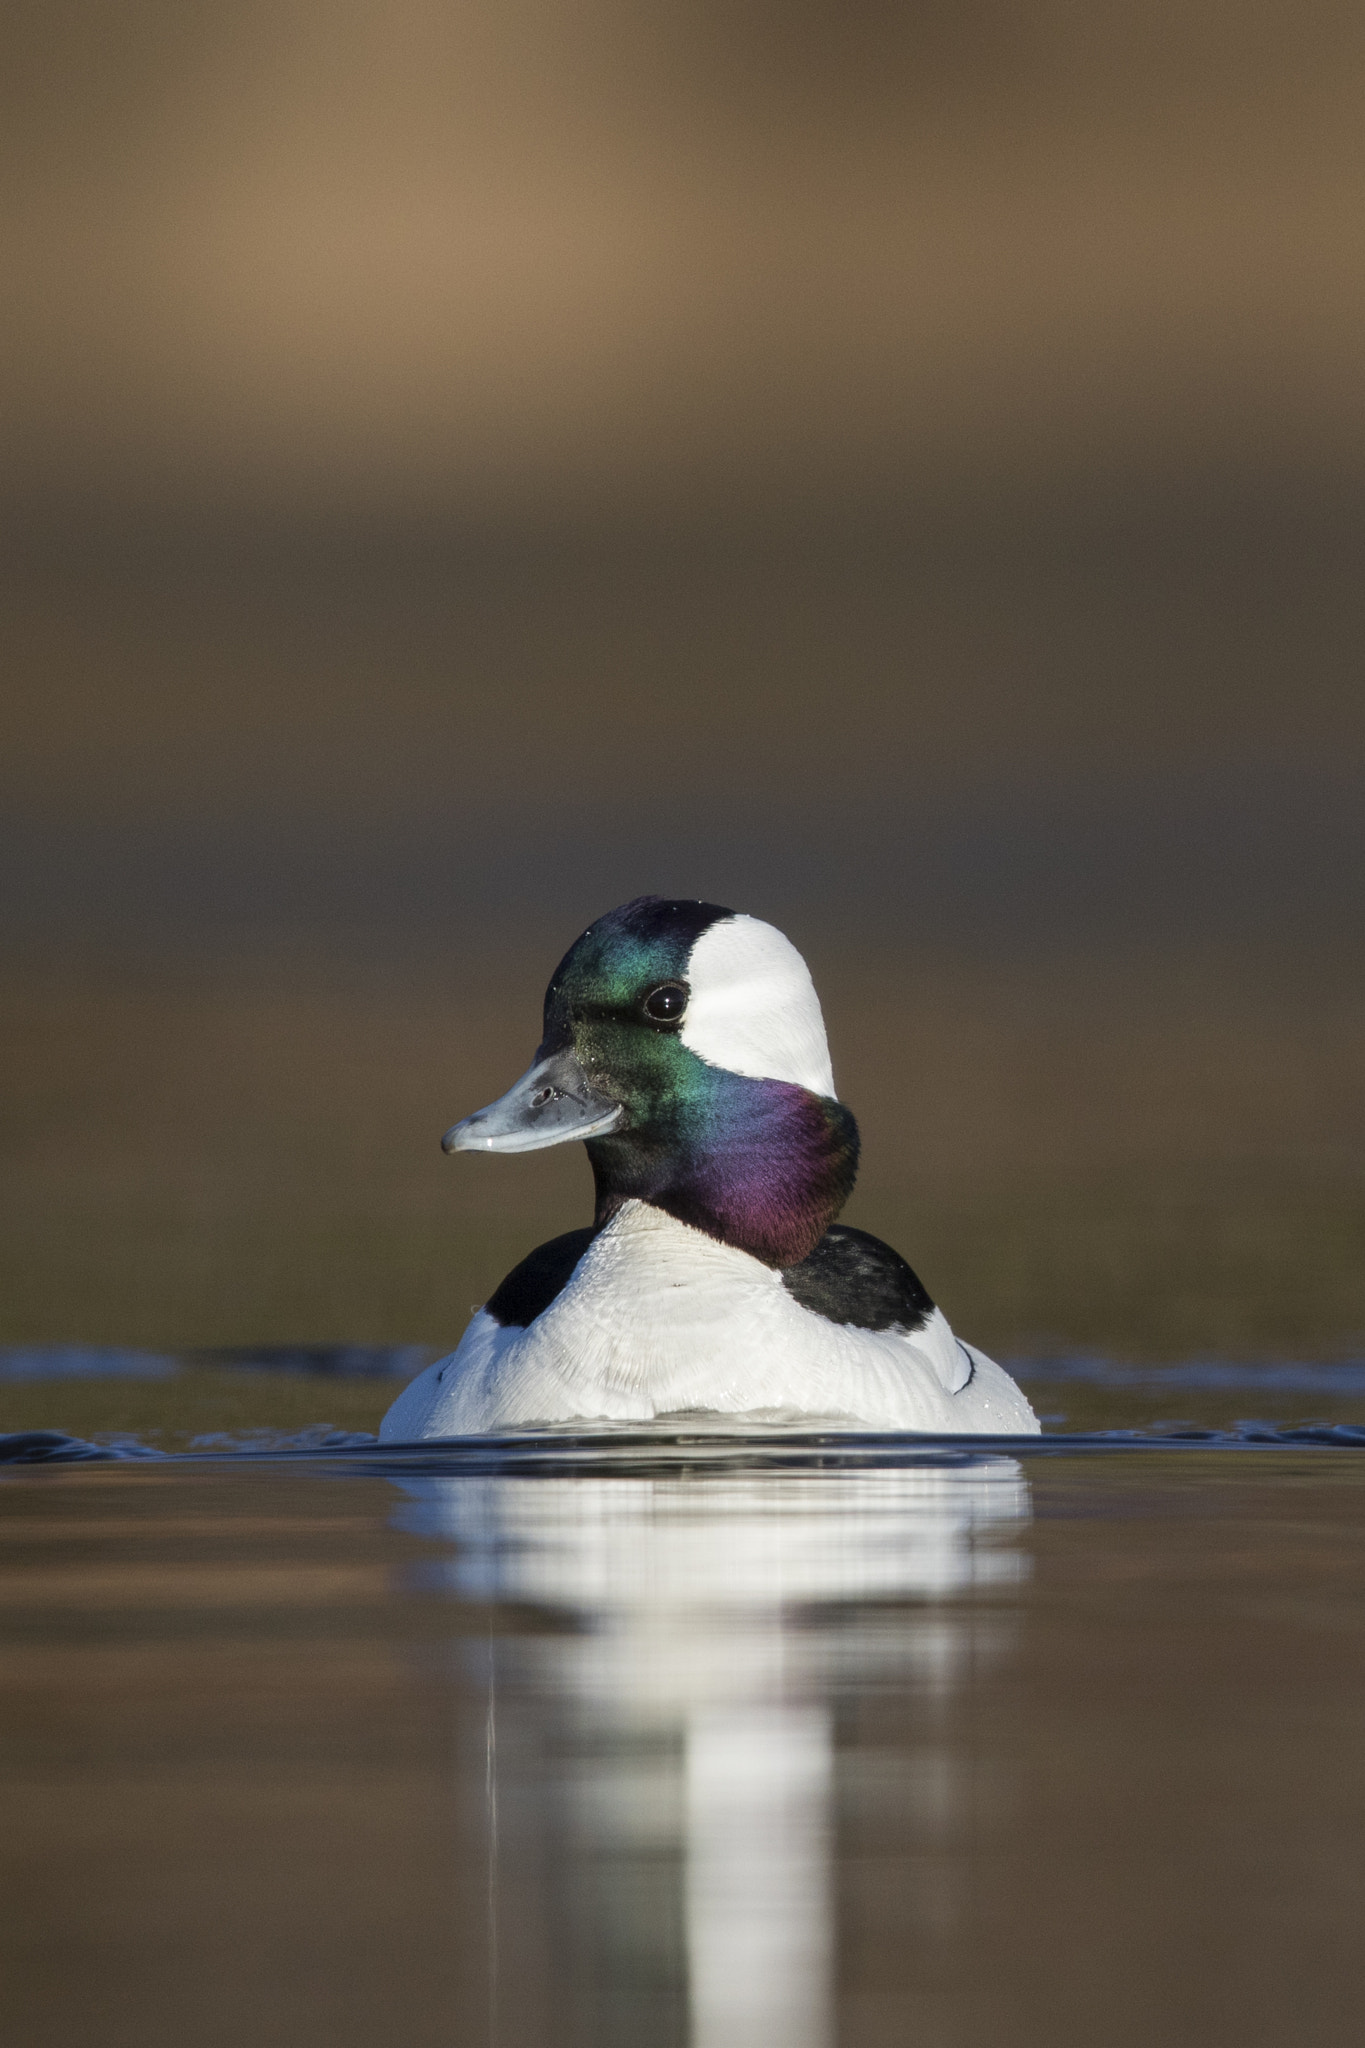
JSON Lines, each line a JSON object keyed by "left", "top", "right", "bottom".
{"left": 4, "top": 1413, "right": 1365, "bottom": 2047}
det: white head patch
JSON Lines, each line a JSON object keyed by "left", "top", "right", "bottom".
{"left": 679, "top": 915, "right": 837, "bottom": 1097}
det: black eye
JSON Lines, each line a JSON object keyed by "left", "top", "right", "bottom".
{"left": 643, "top": 982, "right": 688, "bottom": 1024}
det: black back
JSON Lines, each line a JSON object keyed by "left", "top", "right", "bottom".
{"left": 780, "top": 1224, "right": 935, "bottom": 1333}
{"left": 484, "top": 1228, "right": 596, "bottom": 1328}
{"left": 483, "top": 1216, "right": 935, "bottom": 1336}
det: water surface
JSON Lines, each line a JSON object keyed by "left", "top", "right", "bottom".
{"left": 4, "top": 1429, "right": 1365, "bottom": 2047}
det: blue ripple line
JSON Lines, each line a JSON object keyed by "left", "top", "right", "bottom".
{"left": 1010, "top": 1357, "right": 1365, "bottom": 1394}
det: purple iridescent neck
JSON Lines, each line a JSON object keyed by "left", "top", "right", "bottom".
{"left": 586, "top": 1069, "right": 860, "bottom": 1270}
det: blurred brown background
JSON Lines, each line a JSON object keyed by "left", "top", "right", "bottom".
{"left": 3, "top": 0, "right": 1364, "bottom": 1360}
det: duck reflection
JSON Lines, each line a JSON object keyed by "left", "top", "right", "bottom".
{"left": 398, "top": 1454, "right": 1030, "bottom": 2047}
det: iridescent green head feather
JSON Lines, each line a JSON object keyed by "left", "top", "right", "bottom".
{"left": 446, "top": 896, "right": 859, "bottom": 1268}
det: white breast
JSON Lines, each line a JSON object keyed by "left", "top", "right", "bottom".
{"left": 378, "top": 1202, "right": 1040, "bottom": 1439}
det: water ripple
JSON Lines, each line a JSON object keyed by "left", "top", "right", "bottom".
{"left": 6, "top": 1421, "right": 1365, "bottom": 1466}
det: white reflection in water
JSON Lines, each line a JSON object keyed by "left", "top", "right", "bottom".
{"left": 400, "top": 1459, "right": 1030, "bottom": 2046}
{"left": 686, "top": 1705, "right": 830, "bottom": 2048}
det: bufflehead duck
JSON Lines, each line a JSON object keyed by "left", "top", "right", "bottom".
{"left": 380, "top": 897, "right": 1038, "bottom": 1439}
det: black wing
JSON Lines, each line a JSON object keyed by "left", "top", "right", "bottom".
{"left": 484, "top": 1228, "right": 597, "bottom": 1329}
{"left": 781, "top": 1224, "right": 935, "bottom": 1333}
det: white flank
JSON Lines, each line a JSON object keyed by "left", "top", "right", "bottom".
{"left": 378, "top": 1201, "right": 1040, "bottom": 1439}
{"left": 680, "top": 915, "right": 836, "bottom": 1097}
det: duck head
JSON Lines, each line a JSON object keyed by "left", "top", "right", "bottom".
{"left": 443, "top": 896, "right": 860, "bottom": 1269}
